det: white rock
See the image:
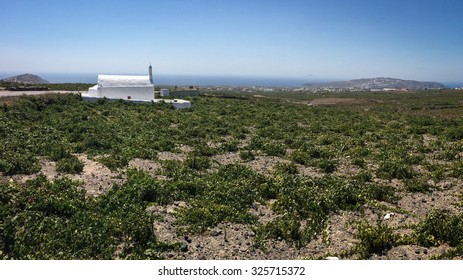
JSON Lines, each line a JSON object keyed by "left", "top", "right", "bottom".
{"left": 325, "top": 257, "right": 339, "bottom": 260}
{"left": 384, "top": 212, "right": 395, "bottom": 220}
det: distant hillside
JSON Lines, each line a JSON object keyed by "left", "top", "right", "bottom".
{"left": 303, "top": 77, "right": 446, "bottom": 90}
{"left": 1, "top": 73, "right": 50, "bottom": 84}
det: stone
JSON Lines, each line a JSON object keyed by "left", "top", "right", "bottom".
{"left": 210, "top": 230, "right": 222, "bottom": 237}
{"left": 180, "top": 243, "right": 188, "bottom": 252}
{"left": 383, "top": 212, "right": 395, "bottom": 220}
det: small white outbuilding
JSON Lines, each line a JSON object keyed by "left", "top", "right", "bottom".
{"left": 160, "top": 88, "right": 170, "bottom": 97}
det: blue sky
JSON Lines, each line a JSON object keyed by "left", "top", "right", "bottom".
{"left": 1, "top": 0, "right": 462, "bottom": 82}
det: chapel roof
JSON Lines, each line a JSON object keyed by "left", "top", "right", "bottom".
{"left": 97, "top": 75, "right": 153, "bottom": 87}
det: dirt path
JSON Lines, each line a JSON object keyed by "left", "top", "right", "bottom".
{"left": 308, "top": 98, "right": 372, "bottom": 106}
{"left": 0, "top": 90, "right": 84, "bottom": 97}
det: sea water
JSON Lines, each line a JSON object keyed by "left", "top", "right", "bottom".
{"left": 1, "top": 72, "right": 460, "bottom": 88}
{"left": 1, "top": 72, "right": 317, "bottom": 87}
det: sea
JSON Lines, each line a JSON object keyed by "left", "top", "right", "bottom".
{"left": 444, "top": 82, "right": 463, "bottom": 89}
{"left": 0, "top": 72, "right": 317, "bottom": 87}
{"left": 1, "top": 72, "right": 462, "bottom": 88}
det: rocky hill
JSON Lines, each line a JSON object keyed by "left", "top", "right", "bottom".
{"left": 304, "top": 77, "right": 446, "bottom": 90}
{"left": 1, "top": 73, "right": 50, "bottom": 84}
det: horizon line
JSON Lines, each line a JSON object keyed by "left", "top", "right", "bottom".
{"left": 1, "top": 71, "right": 462, "bottom": 86}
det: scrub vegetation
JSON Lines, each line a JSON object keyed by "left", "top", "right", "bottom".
{"left": 1, "top": 88, "right": 463, "bottom": 259}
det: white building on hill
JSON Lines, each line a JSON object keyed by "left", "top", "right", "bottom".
{"left": 83, "top": 65, "right": 191, "bottom": 109}
{"left": 87, "top": 74, "right": 154, "bottom": 101}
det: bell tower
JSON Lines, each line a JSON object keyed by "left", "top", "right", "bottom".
{"left": 149, "top": 63, "right": 153, "bottom": 84}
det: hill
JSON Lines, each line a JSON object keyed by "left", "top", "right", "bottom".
{"left": 303, "top": 77, "right": 446, "bottom": 90}
{"left": 2, "top": 91, "right": 463, "bottom": 260}
{"left": 1, "top": 73, "right": 50, "bottom": 84}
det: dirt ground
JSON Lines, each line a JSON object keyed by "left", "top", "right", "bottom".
{"left": 308, "top": 98, "right": 373, "bottom": 106}
{"left": 5, "top": 146, "right": 462, "bottom": 260}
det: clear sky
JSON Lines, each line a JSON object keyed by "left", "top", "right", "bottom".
{"left": 1, "top": 0, "right": 462, "bottom": 83}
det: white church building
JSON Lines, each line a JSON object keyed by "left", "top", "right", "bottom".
{"left": 83, "top": 65, "right": 191, "bottom": 109}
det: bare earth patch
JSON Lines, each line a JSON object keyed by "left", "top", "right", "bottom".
{"left": 398, "top": 185, "right": 463, "bottom": 219}
{"left": 6, "top": 154, "right": 123, "bottom": 196}
{"left": 128, "top": 158, "right": 166, "bottom": 179}
{"left": 211, "top": 152, "right": 242, "bottom": 165}
{"left": 158, "top": 151, "right": 187, "bottom": 161}
{"left": 70, "top": 154, "right": 124, "bottom": 196}
{"left": 245, "top": 155, "right": 291, "bottom": 175}
{"left": 308, "top": 98, "right": 372, "bottom": 106}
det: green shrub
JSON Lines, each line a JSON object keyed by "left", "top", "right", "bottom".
{"left": 56, "top": 155, "right": 84, "bottom": 174}
{"left": 185, "top": 156, "right": 211, "bottom": 171}
{"left": 98, "top": 154, "right": 129, "bottom": 170}
{"left": 445, "top": 127, "right": 463, "bottom": 141}
{"left": 247, "top": 136, "right": 264, "bottom": 151}
{"left": 354, "top": 220, "right": 397, "bottom": 258}
{"left": 49, "top": 146, "right": 72, "bottom": 161}
{"left": 174, "top": 164, "right": 265, "bottom": 233}
{"left": 161, "top": 160, "right": 198, "bottom": 180}
{"left": 377, "top": 159, "right": 415, "bottom": 180}
{"left": 256, "top": 214, "right": 302, "bottom": 243}
{"left": 175, "top": 200, "right": 255, "bottom": 234}
{"left": 262, "top": 142, "right": 287, "bottom": 157}
{"left": 305, "top": 145, "right": 329, "bottom": 159}
{"left": 450, "top": 162, "right": 463, "bottom": 178}
{"left": 366, "top": 183, "right": 398, "bottom": 203}
{"left": 220, "top": 140, "right": 239, "bottom": 152}
{"left": 99, "top": 169, "right": 171, "bottom": 206}
{"left": 351, "top": 157, "right": 366, "bottom": 168}
{"left": 290, "top": 150, "right": 309, "bottom": 165}
{"left": 404, "top": 177, "right": 434, "bottom": 193}
{"left": 437, "top": 144, "right": 462, "bottom": 161}
{"left": 0, "top": 151, "right": 40, "bottom": 175}
{"left": 424, "top": 163, "right": 447, "bottom": 181}
{"left": 273, "top": 162, "right": 298, "bottom": 175}
{"left": 316, "top": 158, "right": 338, "bottom": 173}
{"left": 0, "top": 175, "right": 175, "bottom": 259}
{"left": 257, "top": 181, "right": 279, "bottom": 200}
{"left": 321, "top": 178, "right": 366, "bottom": 211}
{"left": 82, "top": 134, "right": 114, "bottom": 151}
{"left": 414, "top": 209, "right": 463, "bottom": 247}
{"left": 354, "top": 170, "right": 373, "bottom": 183}
{"left": 317, "top": 134, "right": 335, "bottom": 145}
{"left": 148, "top": 139, "right": 175, "bottom": 153}
{"left": 239, "top": 150, "right": 255, "bottom": 161}
{"left": 190, "top": 144, "right": 218, "bottom": 157}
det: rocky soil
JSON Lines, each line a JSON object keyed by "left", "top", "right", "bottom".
{"left": 3, "top": 147, "right": 462, "bottom": 260}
